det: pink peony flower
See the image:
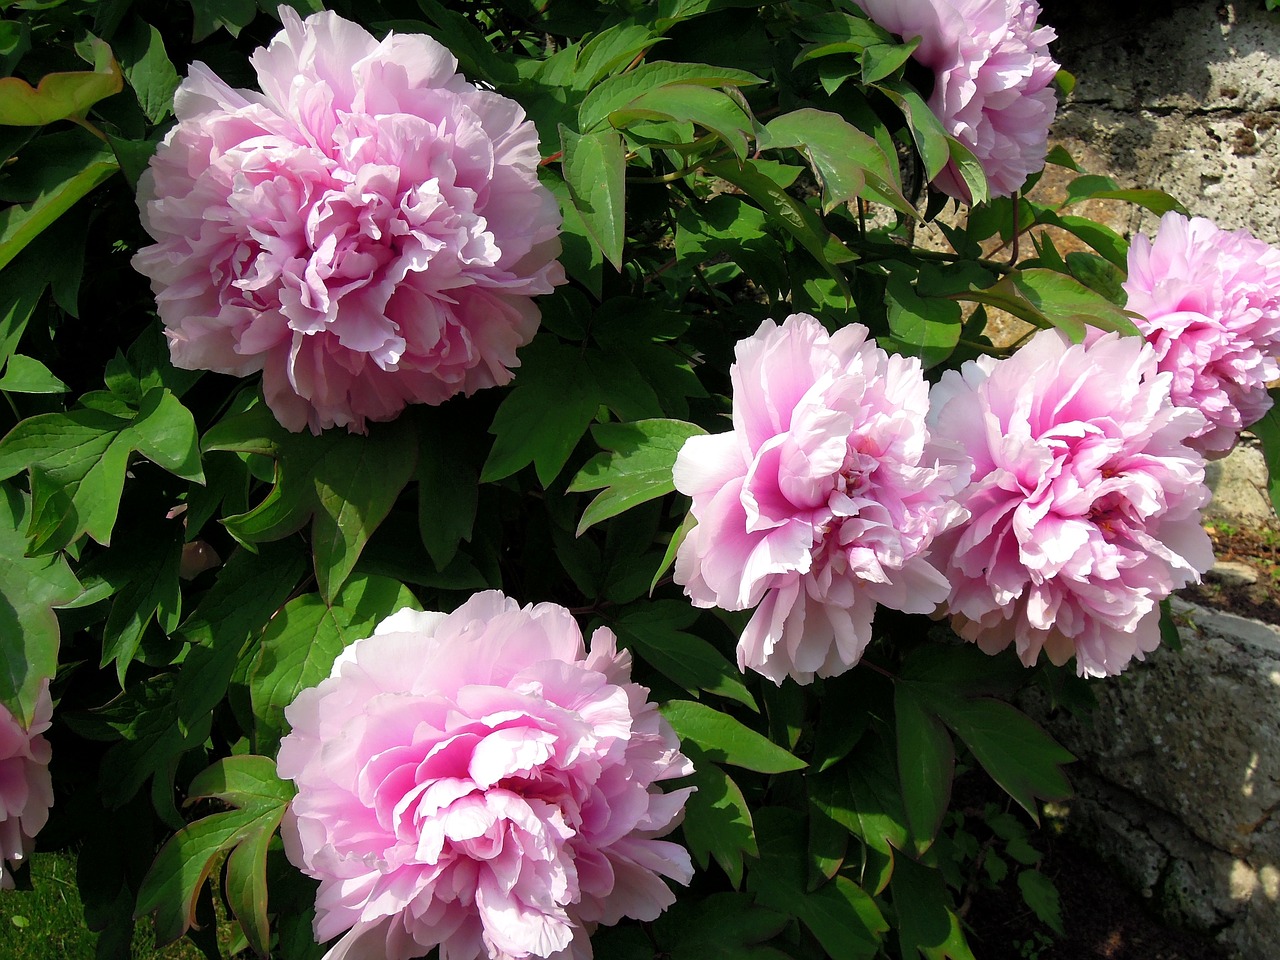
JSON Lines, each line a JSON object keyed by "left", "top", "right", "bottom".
{"left": 0, "top": 681, "right": 53, "bottom": 890}
{"left": 673, "top": 313, "right": 970, "bottom": 685}
{"left": 1123, "top": 211, "right": 1280, "bottom": 458}
{"left": 276, "top": 592, "right": 694, "bottom": 960}
{"left": 927, "top": 330, "right": 1215, "bottom": 677}
{"left": 857, "top": 0, "right": 1059, "bottom": 200}
{"left": 133, "top": 8, "right": 564, "bottom": 433}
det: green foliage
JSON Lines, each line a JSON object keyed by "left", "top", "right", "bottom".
{"left": 135, "top": 756, "right": 294, "bottom": 954}
{"left": 0, "top": 2, "right": 1185, "bottom": 958}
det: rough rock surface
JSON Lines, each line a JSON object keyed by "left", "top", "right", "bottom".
{"left": 1044, "top": 0, "right": 1280, "bottom": 242}
{"left": 1204, "top": 439, "right": 1275, "bottom": 529}
{"left": 1028, "top": 601, "right": 1280, "bottom": 959}
{"left": 1012, "top": 4, "right": 1280, "bottom": 958}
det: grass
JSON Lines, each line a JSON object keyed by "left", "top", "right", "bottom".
{"left": 0, "top": 852, "right": 229, "bottom": 960}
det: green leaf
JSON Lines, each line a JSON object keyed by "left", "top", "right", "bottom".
{"left": 1017, "top": 869, "right": 1065, "bottom": 936}
{"left": 657, "top": 892, "right": 789, "bottom": 960}
{"left": 946, "top": 138, "right": 988, "bottom": 206}
{"left": 559, "top": 125, "right": 627, "bottom": 271}
{"left": 1063, "top": 175, "right": 1187, "bottom": 216}
{"left": 1252, "top": 395, "right": 1280, "bottom": 516}
{"left": 249, "top": 574, "right": 420, "bottom": 752}
{"left": 417, "top": 417, "right": 480, "bottom": 571}
{"left": 188, "top": 0, "right": 258, "bottom": 40}
{"left": 578, "top": 61, "right": 762, "bottom": 133}
{"left": 891, "top": 855, "right": 975, "bottom": 960}
{"left": 173, "top": 541, "right": 308, "bottom": 732}
{"left": 0, "top": 485, "right": 80, "bottom": 725}
{"left": 310, "top": 419, "right": 418, "bottom": 601}
{"left": 807, "top": 802, "right": 847, "bottom": 889}
{"left": 100, "top": 527, "right": 183, "bottom": 683}
{"left": 136, "top": 808, "right": 261, "bottom": 946}
{"left": 898, "top": 642, "right": 1026, "bottom": 699}
{"left": 876, "top": 80, "right": 950, "bottom": 180}
{"left": 0, "top": 408, "right": 124, "bottom": 552}
{"left": 0, "top": 35, "right": 123, "bottom": 126}
{"left": 0, "top": 354, "right": 68, "bottom": 394}
{"left": 0, "top": 242, "right": 47, "bottom": 373}
{"left": 661, "top": 700, "right": 805, "bottom": 773}
{"left": 704, "top": 158, "right": 855, "bottom": 294}
{"left": 761, "top": 108, "right": 912, "bottom": 216}
{"left": 860, "top": 38, "right": 919, "bottom": 84}
{"left": 0, "top": 132, "right": 118, "bottom": 273}
{"left": 546, "top": 177, "right": 603, "bottom": 297}
{"left": 810, "top": 734, "right": 910, "bottom": 857}
{"left": 211, "top": 410, "right": 417, "bottom": 601}
{"left": 748, "top": 808, "right": 887, "bottom": 960}
{"left": 1008, "top": 268, "right": 1141, "bottom": 338}
{"left": 793, "top": 10, "right": 891, "bottom": 51}
{"left": 482, "top": 339, "right": 603, "bottom": 486}
{"left": 884, "top": 272, "right": 963, "bottom": 368}
{"left": 674, "top": 192, "right": 781, "bottom": 287}
{"left": 1038, "top": 211, "right": 1129, "bottom": 268}
{"left": 650, "top": 510, "right": 694, "bottom": 595}
{"left": 569, "top": 419, "right": 705, "bottom": 534}
{"left": 136, "top": 756, "right": 293, "bottom": 949}
{"left": 82, "top": 674, "right": 212, "bottom": 809}
{"left": 0, "top": 388, "right": 203, "bottom": 553}
{"left": 1065, "top": 251, "right": 1127, "bottom": 305}
{"left": 614, "top": 602, "right": 755, "bottom": 710}
{"left": 933, "top": 697, "right": 1073, "bottom": 821}
{"left": 811, "top": 680, "right": 870, "bottom": 773}
{"left": 224, "top": 820, "right": 272, "bottom": 956}
{"left": 187, "top": 753, "right": 295, "bottom": 809}
{"left": 958, "top": 269, "right": 1139, "bottom": 342}
{"left": 678, "top": 747, "right": 757, "bottom": 886}
{"left": 129, "top": 387, "right": 205, "bottom": 483}
{"left": 572, "top": 24, "right": 660, "bottom": 90}
{"left": 119, "top": 19, "right": 179, "bottom": 123}
{"left": 1044, "top": 145, "right": 1082, "bottom": 171}
{"left": 411, "top": 0, "right": 518, "bottom": 85}
{"left": 894, "top": 683, "right": 954, "bottom": 851}
{"left": 609, "top": 83, "right": 753, "bottom": 159}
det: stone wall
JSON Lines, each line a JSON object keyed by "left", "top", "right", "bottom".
{"left": 1019, "top": 4, "right": 1280, "bottom": 957}
{"left": 1044, "top": 0, "right": 1280, "bottom": 241}
{"left": 1025, "top": 602, "right": 1280, "bottom": 957}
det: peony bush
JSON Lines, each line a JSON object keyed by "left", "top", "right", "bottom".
{"left": 1, "top": 2, "right": 1279, "bottom": 959}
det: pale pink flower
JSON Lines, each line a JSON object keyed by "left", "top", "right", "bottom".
{"left": 277, "top": 593, "right": 693, "bottom": 960}
{"left": 1124, "top": 211, "right": 1280, "bottom": 458}
{"left": 0, "top": 681, "right": 53, "bottom": 890}
{"left": 928, "top": 330, "right": 1215, "bottom": 677}
{"left": 133, "top": 9, "right": 564, "bottom": 433}
{"left": 857, "top": 0, "right": 1059, "bottom": 199}
{"left": 673, "top": 314, "right": 970, "bottom": 685}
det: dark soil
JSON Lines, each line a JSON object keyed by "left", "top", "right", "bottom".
{"left": 965, "top": 836, "right": 1230, "bottom": 960}
{"left": 1180, "top": 523, "right": 1280, "bottom": 624}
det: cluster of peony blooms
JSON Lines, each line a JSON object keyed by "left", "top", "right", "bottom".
{"left": 0, "top": 682, "right": 53, "bottom": 890}
{"left": 277, "top": 594, "right": 694, "bottom": 960}
{"left": 674, "top": 315, "right": 1216, "bottom": 682}
{"left": 116, "top": 8, "right": 1280, "bottom": 960}
{"left": 857, "top": 0, "right": 1060, "bottom": 200}
{"left": 133, "top": 8, "right": 564, "bottom": 434}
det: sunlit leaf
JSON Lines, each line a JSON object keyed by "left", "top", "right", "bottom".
{"left": 661, "top": 700, "right": 805, "bottom": 773}
{"left": 560, "top": 125, "right": 627, "bottom": 270}
{"left": 0, "top": 485, "right": 80, "bottom": 725}
{"left": 569, "top": 419, "right": 705, "bottom": 534}
{"left": 0, "top": 36, "right": 122, "bottom": 126}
